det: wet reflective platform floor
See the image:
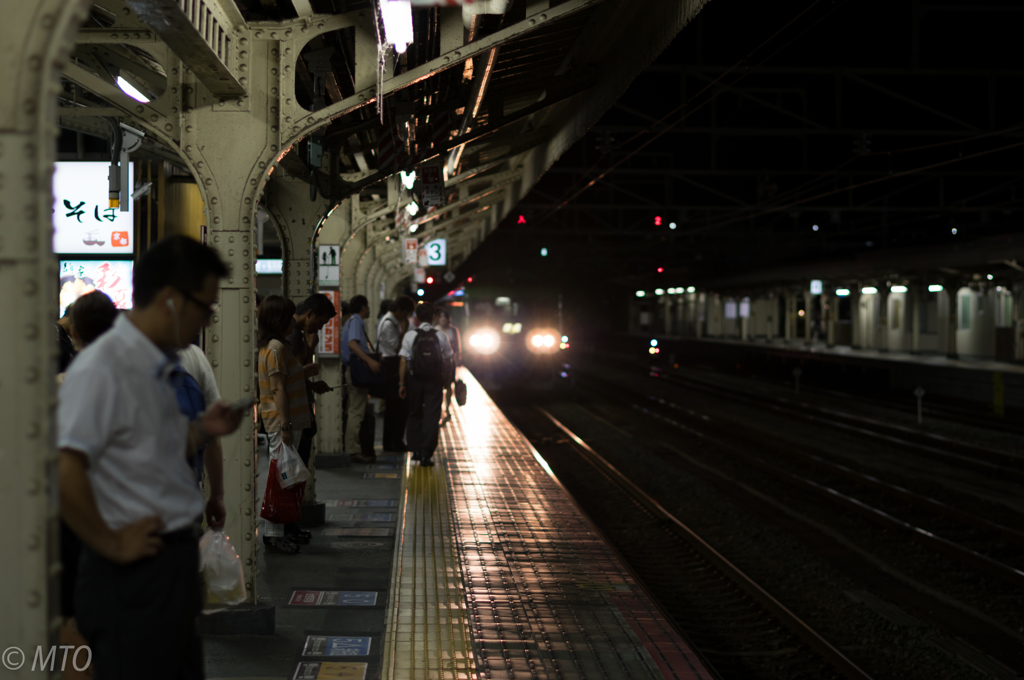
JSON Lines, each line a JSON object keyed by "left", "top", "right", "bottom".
{"left": 206, "top": 372, "right": 712, "bottom": 680}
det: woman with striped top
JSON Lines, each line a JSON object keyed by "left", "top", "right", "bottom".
{"left": 257, "top": 295, "right": 312, "bottom": 554}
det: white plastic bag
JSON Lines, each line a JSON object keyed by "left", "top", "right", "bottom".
{"left": 275, "top": 440, "right": 310, "bottom": 489}
{"left": 199, "top": 530, "right": 247, "bottom": 609}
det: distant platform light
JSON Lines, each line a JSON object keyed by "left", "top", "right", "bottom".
{"left": 928, "top": 284, "right": 944, "bottom": 292}
{"left": 655, "top": 288, "right": 665, "bottom": 295}
{"left": 405, "top": 201, "right": 419, "bottom": 216}
{"left": 669, "top": 222, "right": 677, "bottom": 230}
{"left": 654, "top": 216, "right": 662, "bottom": 226}
{"left": 517, "top": 214, "right": 527, "bottom": 224}
{"left": 426, "top": 276, "right": 434, "bottom": 284}
{"left": 798, "top": 309, "right": 805, "bottom": 317}
{"left": 657, "top": 267, "right": 664, "bottom": 273}
{"left": 891, "top": 285, "right": 908, "bottom": 293}
{"left": 381, "top": 0, "right": 414, "bottom": 53}
{"left": 540, "top": 247, "right": 548, "bottom": 257}
{"left": 561, "top": 335, "right": 568, "bottom": 343}
{"left": 117, "top": 76, "right": 150, "bottom": 102}
{"left": 416, "top": 288, "right": 425, "bottom": 296}
{"left": 861, "top": 286, "right": 878, "bottom": 294}
{"left": 560, "top": 372, "right": 568, "bottom": 378}
{"left": 687, "top": 286, "right": 695, "bottom": 293}
{"left": 812, "top": 224, "right": 819, "bottom": 231}
{"left": 467, "top": 277, "right": 473, "bottom": 283}
{"left": 987, "top": 274, "right": 994, "bottom": 280}
{"left": 400, "top": 170, "right": 417, "bottom": 189}
{"left": 951, "top": 228, "right": 958, "bottom": 235}
{"left": 636, "top": 290, "right": 646, "bottom": 298}
{"left": 650, "top": 339, "right": 658, "bottom": 347}
{"left": 835, "top": 288, "right": 851, "bottom": 297}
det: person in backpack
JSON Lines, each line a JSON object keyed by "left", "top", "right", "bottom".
{"left": 378, "top": 296, "right": 414, "bottom": 452}
{"left": 342, "top": 295, "right": 380, "bottom": 464}
{"left": 398, "top": 302, "right": 453, "bottom": 467}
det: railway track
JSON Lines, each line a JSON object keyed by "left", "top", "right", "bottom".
{"left": 507, "top": 403, "right": 876, "bottom": 680}
{"left": 565, "top": 366, "right": 1024, "bottom": 678}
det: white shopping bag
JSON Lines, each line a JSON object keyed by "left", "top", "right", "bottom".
{"left": 275, "top": 440, "right": 310, "bottom": 488}
{"left": 199, "top": 530, "right": 247, "bottom": 609}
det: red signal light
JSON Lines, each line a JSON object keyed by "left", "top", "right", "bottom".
{"left": 654, "top": 216, "right": 662, "bottom": 226}
{"left": 426, "top": 276, "right": 434, "bottom": 284}
{"left": 657, "top": 267, "right": 664, "bottom": 273}
{"left": 517, "top": 215, "right": 526, "bottom": 224}
{"left": 467, "top": 277, "right": 473, "bottom": 283}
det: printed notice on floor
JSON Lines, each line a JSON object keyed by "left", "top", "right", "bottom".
{"left": 324, "top": 527, "right": 392, "bottom": 537}
{"left": 289, "top": 591, "right": 378, "bottom": 606}
{"left": 294, "top": 661, "right": 368, "bottom": 679}
{"left": 302, "top": 636, "right": 372, "bottom": 657}
{"left": 328, "top": 512, "right": 395, "bottom": 523}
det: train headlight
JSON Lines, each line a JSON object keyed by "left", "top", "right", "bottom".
{"left": 527, "top": 329, "right": 559, "bottom": 353}
{"left": 469, "top": 329, "right": 500, "bottom": 355}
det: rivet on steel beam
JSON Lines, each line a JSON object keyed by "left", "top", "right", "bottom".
{"left": 212, "top": 335, "right": 219, "bottom": 342}
{"left": 243, "top": 359, "right": 251, "bottom": 367}
{"left": 244, "top": 459, "right": 251, "bottom": 466}
{"left": 211, "top": 197, "right": 218, "bottom": 204}
{"left": 136, "top": 106, "right": 144, "bottom": 113}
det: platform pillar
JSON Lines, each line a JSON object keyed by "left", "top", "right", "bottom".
{"left": 0, "top": 0, "right": 93, "bottom": 661}
{"left": 1014, "top": 283, "right": 1024, "bottom": 361}
{"left": 911, "top": 284, "right": 922, "bottom": 354}
{"left": 766, "top": 294, "right": 775, "bottom": 342}
{"left": 783, "top": 294, "right": 793, "bottom": 343}
{"left": 803, "top": 290, "right": 813, "bottom": 346}
{"left": 878, "top": 286, "right": 890, "bottom": 352}
{"left": 850, "top": 287, "right": 862, "bottom": 349}
{"left": 822, "top": 290, "right": 834, "bottom": 347}
{"left": 946, "top": 280, "right": 960, "bottom": 359}
{"left": 695, "top": 293, "right": 705, "bottom": 339}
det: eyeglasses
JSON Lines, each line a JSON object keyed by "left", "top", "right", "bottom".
{"left": 177, "top": 289, "right": 218, "bottom": 320}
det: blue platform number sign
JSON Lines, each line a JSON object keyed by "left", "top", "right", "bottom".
{"left": 425, "top": 238, "right": 446, "bottom": 266}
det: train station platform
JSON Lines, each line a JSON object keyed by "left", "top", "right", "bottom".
{"left": 628, "top": 335, "right": 1024, "bottom": 413}
{"left": 205, "top": 372, "right": 712, "bottom": 680}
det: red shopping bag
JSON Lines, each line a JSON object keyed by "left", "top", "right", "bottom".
{"left": 260, "top": 459, "right": 302, "bottom": 524}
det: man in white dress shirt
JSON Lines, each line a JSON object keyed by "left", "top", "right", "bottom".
{"left": 378, "top": 295, "right": 414, "bottom": 452}
{"left": 59, "top": 236, "right": 244, "bottom": 680}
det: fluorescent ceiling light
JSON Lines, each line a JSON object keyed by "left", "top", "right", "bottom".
{"left": 405, "top": 201, "right": 419, "bottom": 216}
{"left": 400, "top": 170, "right": 416, "bottom": 190}
{"left": 635, "top": 290, "right": 645, "bottom": 298}
{"left": 835, "top": 288, "right": 850, "bottom": 297}
{"left": 380, "top": 0, "right": 414, "bottom": 54}
{"left": 687, "top": 286, "right": 695, "bottom": 293}
{"left": 891, "top": 285, "right": 908, "bottom": 293}
{"left": 861, "top": 286, "right": 878, "bottom": 294}
{"left": 928, "top": 284, "right": 943, "bottom": 292}
{"left": 655, "top": 288, "right": 665, "bottom": 295}
{"left": 117, "top": 76, "right": 149, "bottom": 103}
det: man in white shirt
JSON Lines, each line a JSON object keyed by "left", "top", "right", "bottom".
{"left": 398, "top": 302, "right": 453, "bottom": 467}
{"left": 59, "top": 236, "right": 244, "bottom": 680}
{"left": 378, "top": 296, "right": 414, "bottom": 452}
{"left": 178, "top": 342, "right": 226, "bottom": 529}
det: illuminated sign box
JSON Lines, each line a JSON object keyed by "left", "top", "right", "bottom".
{"left": 59, "top": 260, "right": 134, "bottom": 317}
{"left": 255, "top": 259, "right": 283, "bottom": 275}
{"left": 53, "top": 162, "right": 134, "bottom": 255}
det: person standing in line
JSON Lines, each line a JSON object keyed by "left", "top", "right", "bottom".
{"left": 257, "top": 295, "right": 313, "bottom": 554}
{"left": 284, "top": 293, "right": 335, "bottom": 545}
{"left": 434, "top": 308, "right": 462, "bottom": 423}
{"left": 398, "top": 302, "right": 453, "bottom": 467}
{"left": 176, "top": 341, "right": 226, "bottom": 529}
{"left": 57, "top": 301, "right": 77, "bottom": 372}
{"left": 379, "top": 296, "right": 414, "bottom": 452}
{"left": 58, "top": 236, "right": 243, "bottom": 680}
{"left": 342, "top": 295, "right": 380, "bottom": 463}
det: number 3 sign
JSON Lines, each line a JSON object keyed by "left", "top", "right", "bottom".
{"left": 425, "top": 238, "right": 446, "bottom": 266}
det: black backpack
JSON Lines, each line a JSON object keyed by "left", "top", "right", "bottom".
{"left": 411, "top": 328, "right": 444, "bottom": 380}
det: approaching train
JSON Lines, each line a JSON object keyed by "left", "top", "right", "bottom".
{"left": 436, "top": 287, "right": 572, "bottom": 392}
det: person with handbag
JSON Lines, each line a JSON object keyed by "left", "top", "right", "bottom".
{"left": 257, "top": 295, "right": 313, "bottom": 554}
{"left": 434, "top": 308, "right": 463, "bottom": 422}
{"left": 342, "top": 295, "right": 381, "bottom": 463}
{"left": 379, "top": 296, "right": 414, "bottom": 452}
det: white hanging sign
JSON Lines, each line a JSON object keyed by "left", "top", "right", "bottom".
{"left": 414, "top": 268, "right": 426, "bottom": 284}
{"left": 418, "top": 247, "right": 429, "bottom": 267}
{"left": 424, "top": 238, "right": 446, "bottom": 266}
{"left": 403, "top": 238, "right": 418, "bottom": 264}
{"left": 318, "top": 245, "right": 340, "bottom": 286}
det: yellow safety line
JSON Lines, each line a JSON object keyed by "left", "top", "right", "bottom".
{"left": 383, "top": 453, "right": 412, "bottom": 680}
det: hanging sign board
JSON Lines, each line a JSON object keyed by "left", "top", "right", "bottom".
{"left": 419, "top": 161, "right": 445, "bottom": 208}
{"left": 414, "top": 268, "right": 426, "bottom": 284}
{"left": 424, "top": 238, "right": 446, "bottom": 266}
{"left": 317, "top": 290, "right": 341, "bottom": 356}
{"left": 53, "top": 161, "right": 135, "bottom": 255}
{"left": 810, "top": 279, "right": 823, "bottom": 295}
{"left": 403, "top": 238, "right": 418, "bottom": 264}
{"left": 417, "top": 247, "right": 429, "bottom": 267}
{"left": 318, "top": 245, "right": 340, "bottom": 286}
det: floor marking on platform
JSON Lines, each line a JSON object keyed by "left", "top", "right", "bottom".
{"left": 331, "top": 541, "right": 388, "bottom": 549}
{"left": 328, "top": 512, "right": 395, "bottom": 522}
{"left": 323, "top": 499, "right": 398, "bottom": 508}
{"left": 377, "top": 456, "right": 399, "bottom": 463}
{"left": 293, "top": 661, "right": 368, "bottom": 679}
{"left": 363, "top": 473, "right": 398, "bottom": 479}
{"left": 325, "top": 527, "right": 392, "bottom": 537}
{"left": 289, "top": 591, "right": 378, "bottom": 606}
{"left": 302, "top": 636, "right": 372, "bottom": 657}
{"left": 369, "top": 464, "right": 398, "bottom": 469}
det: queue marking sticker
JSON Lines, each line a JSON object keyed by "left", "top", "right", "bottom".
{"left": 302, "top": 636, "right": 372, "bottom": 657}
{"left": 328, "top": 512, "right": 395, "bottom": 523}
{"left": 324, "top": 527, "right": 392, "bottom": 537}
{"left": 289, "top": 591, "right": 378, "bottom": 606}
{"left": 293, "top": 661, "right": 368, "bottom": 679}
{"left": 363, "top": 473, "right": 398, "bottom": 479}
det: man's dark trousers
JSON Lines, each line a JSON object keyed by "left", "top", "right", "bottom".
{"left": 76, "top": 528, "right": 203, "bottom": 679}
{"left": 405, "top": 375, "right": 443, "bottom": 461}
{"left": 383, "top": 392, "right": 408, "bottom": 451}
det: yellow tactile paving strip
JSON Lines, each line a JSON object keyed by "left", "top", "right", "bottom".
{"left": 383, "top": 453, "right": 476, "bottom": 680}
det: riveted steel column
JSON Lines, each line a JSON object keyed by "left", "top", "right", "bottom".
{"left": 0, "top": 0, "right": 93, "bottom": 665}
{"left": 264, "top": 176, "right": 329, "bottom": 303}
{"left": 878, "top": 285, "right": 890, "bottom": 352}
